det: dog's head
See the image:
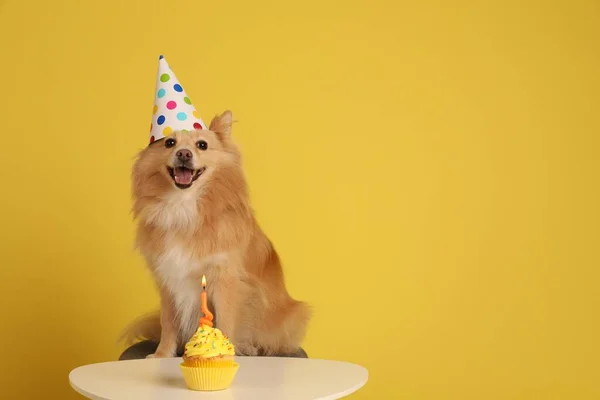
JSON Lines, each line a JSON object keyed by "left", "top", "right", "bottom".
{"left": 132, "top": 110, "right": 240, "bottom": 200}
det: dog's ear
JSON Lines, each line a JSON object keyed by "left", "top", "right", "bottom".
{"left": 209, "top": 110, "right": 233, "bottom": 138}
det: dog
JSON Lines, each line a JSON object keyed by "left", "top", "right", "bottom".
{"left": 121, "top": 110, "right": 311, "bottom": 358}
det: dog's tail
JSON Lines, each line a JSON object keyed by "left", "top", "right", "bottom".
{"left": 266, "top": 299, "right": 313, "bottom": 353}
{"left": 118, "top": 310, "right": 161, "bottom": 345}
{"left": 285, "top": 300, "right": 312, "bottom": 342}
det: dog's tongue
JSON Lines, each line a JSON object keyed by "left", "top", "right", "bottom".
{"left": 174, "top": 167, "right": 193, "bottom": 185}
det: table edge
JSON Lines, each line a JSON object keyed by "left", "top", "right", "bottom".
{"left": 69, "top": 357, "right": 369, "bottom": 400}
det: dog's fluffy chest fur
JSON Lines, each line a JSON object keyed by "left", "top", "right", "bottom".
{"left": 142, "top": 190, "right": 229, "bottom": 340}
{"left": 143, "top": 189, "right": 200, "bottom": 231}
{"left": 153, "top": 238, "right": 228, "bottom": 340}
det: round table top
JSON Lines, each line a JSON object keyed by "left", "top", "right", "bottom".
{"left": 69, "top": 357, "right": 368, "bottom": 400}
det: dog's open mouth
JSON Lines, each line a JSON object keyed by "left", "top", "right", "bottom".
{"left": 167, "top": 166, "right": 206, "bottom": 189}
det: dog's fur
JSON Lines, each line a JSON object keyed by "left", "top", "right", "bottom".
{"left": 121, "top": 111, "right": 311, "bottom": 357}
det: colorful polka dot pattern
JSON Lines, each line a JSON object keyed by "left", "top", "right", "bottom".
{"left": 149, "top": 55, "right": 207, "bottom": 144}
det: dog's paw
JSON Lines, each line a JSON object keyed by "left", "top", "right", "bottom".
{"left": 146, "top": 351, "right": 171, "bottom": 359}
{"left": 235, "top": 344, "right": 259, "bottom": 356}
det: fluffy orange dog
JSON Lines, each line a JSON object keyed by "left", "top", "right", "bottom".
{"left": 123, "top": 111, "right": 311, "bottom": 357}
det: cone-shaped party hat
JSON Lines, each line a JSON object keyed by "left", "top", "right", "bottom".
{"left": 149, "top": 55, "right": 207, "bottom": 144}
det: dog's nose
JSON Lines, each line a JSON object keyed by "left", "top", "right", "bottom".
{"left": 176, "top": 149, "right": 193, "bottom": 161}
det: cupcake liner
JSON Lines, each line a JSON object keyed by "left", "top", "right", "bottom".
{"left": 179, "top": 362, "right": 240, "bottom": 391}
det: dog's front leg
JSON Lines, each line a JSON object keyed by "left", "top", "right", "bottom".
{"left": 212, "top": 276, "right": 238, "bottom": 340}
{"left": 212, "top": 275, "right": 258, "bottom": 356}
{"left": 147, "top": 286, "right": 178, "bottom": 358}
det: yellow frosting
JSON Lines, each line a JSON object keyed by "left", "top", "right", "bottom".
{"left": 184, "top": 324, "right": 235, "bottom": 358}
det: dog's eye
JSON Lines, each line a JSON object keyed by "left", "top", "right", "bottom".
{"left": 165, "top": 138, "right": 176, "bottom": 148}
{"left": 196, "top": 140, "right": 208, "bottom": 151}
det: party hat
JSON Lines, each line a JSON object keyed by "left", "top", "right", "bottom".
{"left": 148, "top": 55, "right": 208, "bottom": 144}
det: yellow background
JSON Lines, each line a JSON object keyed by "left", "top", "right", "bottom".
{"left": 0, "top": 0, "right": 598, "bottom": 399}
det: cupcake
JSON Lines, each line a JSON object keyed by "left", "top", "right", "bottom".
{"left": 179, "top": 323, "right": 239, "bottom": 391}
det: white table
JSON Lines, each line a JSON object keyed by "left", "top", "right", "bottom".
{"left": 69, "top": 357, "right": 368, "bottom": 399}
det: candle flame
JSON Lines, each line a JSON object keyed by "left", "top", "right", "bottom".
{"left": 202, "top": 275, "right": 206, "bottom": 289}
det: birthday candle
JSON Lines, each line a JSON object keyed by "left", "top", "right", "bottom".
{"left": 199, "top": 275, "right": 214, "bottom": 327}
